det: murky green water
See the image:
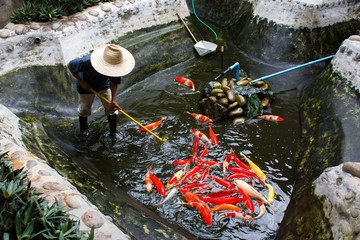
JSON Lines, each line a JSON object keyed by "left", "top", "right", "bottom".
{"left": 0, "top": 21, "right": 325, "bottom": 239}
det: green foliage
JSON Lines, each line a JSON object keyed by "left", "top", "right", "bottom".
{"left": 11, "top": 0, "right": 112, "bottom": 24}
{"left": 0, "top": 153, "right": 93, "bottom": 239}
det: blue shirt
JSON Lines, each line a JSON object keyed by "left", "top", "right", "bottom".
{"left": 68, "top": 54, "right": 121, "bottom": 94}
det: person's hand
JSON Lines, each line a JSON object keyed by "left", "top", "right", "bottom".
{"left": 79, "top": 79, "right": 91, "bottom": 91}
{"left": 111, "top": 100, "right": 121, "bottom": 111}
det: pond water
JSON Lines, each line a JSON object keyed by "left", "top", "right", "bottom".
{"left": 0, "top": 21, "right": 325, "bottom": 239}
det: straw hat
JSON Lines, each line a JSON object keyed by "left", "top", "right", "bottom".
{"left": 90, "top": 44, "right": 135, "bottom": 77}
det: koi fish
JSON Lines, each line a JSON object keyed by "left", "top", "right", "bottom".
{"left": 177, "top": 165, "right": 204, "bottom": 185}
{"left": 225, "top": 173, "right": 253, "bottom": 184}
{"left": 199, "top": 196, "right": 243, "bottom": 206}
{"left": 149, "top": 170, "right": 166, "bottom": 197}
{"left": 180, "top": 188, "right": 203, "bottom": 203}
{"left": 235, "top": 180, "right": 275, "bottom": 211}
{"left": 193, "top": 136, "right": 200, "bottom": 158}
{"left": 240, "top": 152, "right": 267, "bottom": 182}
{"left": 209, "top": 175, "right": 236, "bottom": 189}
{"left": 237, "top": 186, "right": 254, "bottom": 213}
{"left": 180, "top": 183, "right": 208, "bottom": 190}
{"left": 198, "top": 144, "right": 208, "bottom": 159}
{"left": 172, "top": 157, "right": 193, "bottom": 165}
{"left": 179, "top": 202, "right": 212, "bottom": 225}
{"left": 258, "top": 115, "right": 284, "bottom": 121}
{"left": 199, "top": 166, "right": 211, "bottom": 182}
{"left": 211, "top": 204, "right": 242, "bottom": 212}
{"left": 139, "top": 117, "right": 165, "bottom": 133}
{"left": 254, "top": 200, "right": 266, "bottom": 219}
{"left": 145, "top": 168, "right": 152, "bottom": 192}
{"left": 167, "top": 164, "right": 189, "bottom": 189}
{"left": 209, "top": 123, "right": 218, "bottom": 146}
{"left": 223, "top": 153, "right": 232, "bottom": 175}
{"left": 191, "top": 129, "right": 212, "bottom": 146}
{"left": 202, "top": 189, "right": 236, "bottom": 198}
{"left": 228, "top": 167, "right": 265, "bottom": 185}
{"left": 195, "top": 159, "right": 221, "bottom": 166}
{"left": 157, "top": 187, "right": 178, "bottom": 206}
{"left": 232, "top": 150, "right": 250, "bottom": 170}
{"left": 219, "top": 212, "right": 253, "bottom": 221}
{"left": 195, "top": 186, "right": 212, "bottom": 192}
{"left": 174, "top": 77, "right": 195, "bottom": 91}
{"left": 187, "top": 112, "right": 213, "bottom": 122}
{"left": 265, "top": 183, "right": 275, "bottom": 203}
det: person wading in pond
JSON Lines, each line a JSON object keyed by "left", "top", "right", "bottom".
{"left": 67, "top": 44, "right": 135, "bottom": 139}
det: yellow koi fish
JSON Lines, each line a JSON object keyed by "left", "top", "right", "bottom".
{"left": 240, "top": 152, "right": 267, "bottom": 182}
{"left": 265, "top": 183, "right": 275, "bottom": 203}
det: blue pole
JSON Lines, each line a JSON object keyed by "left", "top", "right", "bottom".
{"left": 251, "top": 55, "right": 335, "bottom": 83}
{"left": 214, "top": 62, "right": 240, "bottom": 81}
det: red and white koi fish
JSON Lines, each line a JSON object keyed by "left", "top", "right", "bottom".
{"left": 237, "top": 186, "right": 254, "bottom": 213}
{"left": 240, "top": 152, "right": 267, "bottom": 182}
{"left": 265, "top": 183, "right": 275, "bottom": 203}
{"left": 193, "top": 137, "right": 200, "bottom": 158}
{"left": 232, "top": 150, "right": 250, "bottom": 170}
{"left": 179, "top": 202, "right": 212, "bottom": 225}
{"left": 145, "top": 168, "right": 152, "bottom": 192}
{"left": 172, "top": 157, "right": 193, "bottom": 165}
{"left": 177, "top": 165, "right": 204, "bottom": 185}
{"left": 209, "top": 175, "right": 236, "bottom": 190}
{"left": 167, "top": 164, "right": 189, "bottom": 189}
{"left": 191, "top": 129, "right": 212, "bottom": 146}
{"left": 149, "top": 170, "right": 166, "bottom": 197}
{"left": 187, "top": 112, "right": 213, "bottom": 122}
{"left": 223, "top": 153, "right": 232, "bottom": 175}
{"left": 254, "top": 200, "right": 266, "bottom": 219}
{"left": 209, "top": 123, "right": 218, "bottom": 146}
{"left": 235, "top": 180, "right": 275, "bottom": 211}
{"left": 211, "top": 204, "right": 242, "bottom": 212}
{"left": 174, "top": 77, "right": 195, "bottom": 91}
{"left": 258, "top": 115, "right": 284, "bottom": 121}
{"left": 198, "top": 144, "right": 208, "bottom": 159}
{"left": 157, "top": 187, "right": 178, "bottom": 206}
{"left": 139, "top": 117, "right": 165, "bottom": 133}
{"left": 219, "top": 212, "right": 253, "bottom": 221}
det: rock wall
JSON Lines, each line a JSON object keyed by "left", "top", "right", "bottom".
{"left": 0, "top": 0, "right": 190, "bottom": 76}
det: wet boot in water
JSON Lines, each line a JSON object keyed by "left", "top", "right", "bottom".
{"left": 79, "top": 116, "right": 90, "bottom": 139}
{"left": 107, "top": 115, "right": 117, "bottom": 138}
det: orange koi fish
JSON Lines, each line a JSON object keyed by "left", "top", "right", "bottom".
{"left": 180, "top": 183, "right": 208, "bottom": 190}
{"left": 177, "top": 165, "right": 204, "bottom": 185}
{"left": 179, "top": 202, "right": 212, "bottom": 225}
{"left": 195, "top": 158, "right": 221, "bottom": 166}
{"left": 172, "top": 157, "right": 193, "bottom": 165}
{"left": 202, "top": 189, "right": 237, "bottom": 198}
{"left": 258, "top": 115, "right": 284, "bottom": 121}
{"left": 199, "top": 196, "right": 243, "bottom": 206}
{"left": 149, "top": 170, "right": 166, "bottom": 197}
{"left": 219, "top": 212, "right": 253, "bottom": 221}
{"left": 187, "top": 112, "right": 213, "bottom": 122}
{"left": 237, "top": 186, "right": 254, "bottom": 213}
{"left": 225, "top": 173, "right": 253, "bottom": 184}
{"left": 209, "top": 123, "right": 218, "bottom": 145}
{"left": 235, "top": 180, "right": 275, "bottom": 211}
{"left": 191, "top": 129, "right": 212, "bottom": 146}
{"left": 211, "top": 204, "right": 242, "bottom": 212}
{"left": 139, "top": 117, "right": 165, "bottom": 133}
{"left": 167, "top": 164, "right": 189, "bottom": 189}
{"left": 254, "top": 200, "right": 266, "bottom": 219}
{"left": 228, "top": 167, "right": 265, "bottom": 185}
{"left": 174, "top": 77, "right": 195, "bottom": 91}
{"left": 145, "top": 168, "right": 152, "bottom": 192}
{"left": 199, "top": 166, "right": 211, "bottom": 182}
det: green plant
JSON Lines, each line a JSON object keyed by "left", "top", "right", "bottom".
{"left": 0, "top": 153, "right": 93, "bottom": 239}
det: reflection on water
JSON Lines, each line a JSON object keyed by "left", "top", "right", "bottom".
{"left": 0, "top": 21, "right": 325, "bottom": 239}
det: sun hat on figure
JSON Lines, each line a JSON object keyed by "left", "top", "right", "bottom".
{"left": 90, "top": 44, "right": 135, "bottom": 77}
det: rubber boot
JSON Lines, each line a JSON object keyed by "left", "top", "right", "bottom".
{"left": 79, "top": 116, "right": 90, "bottom": 139}
{"left": 107, "top": 115, "right": 117, "bottom": 137}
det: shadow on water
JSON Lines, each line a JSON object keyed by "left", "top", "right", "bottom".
{"left": 0, "top": 21, "right": 326, "bottom": 239}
